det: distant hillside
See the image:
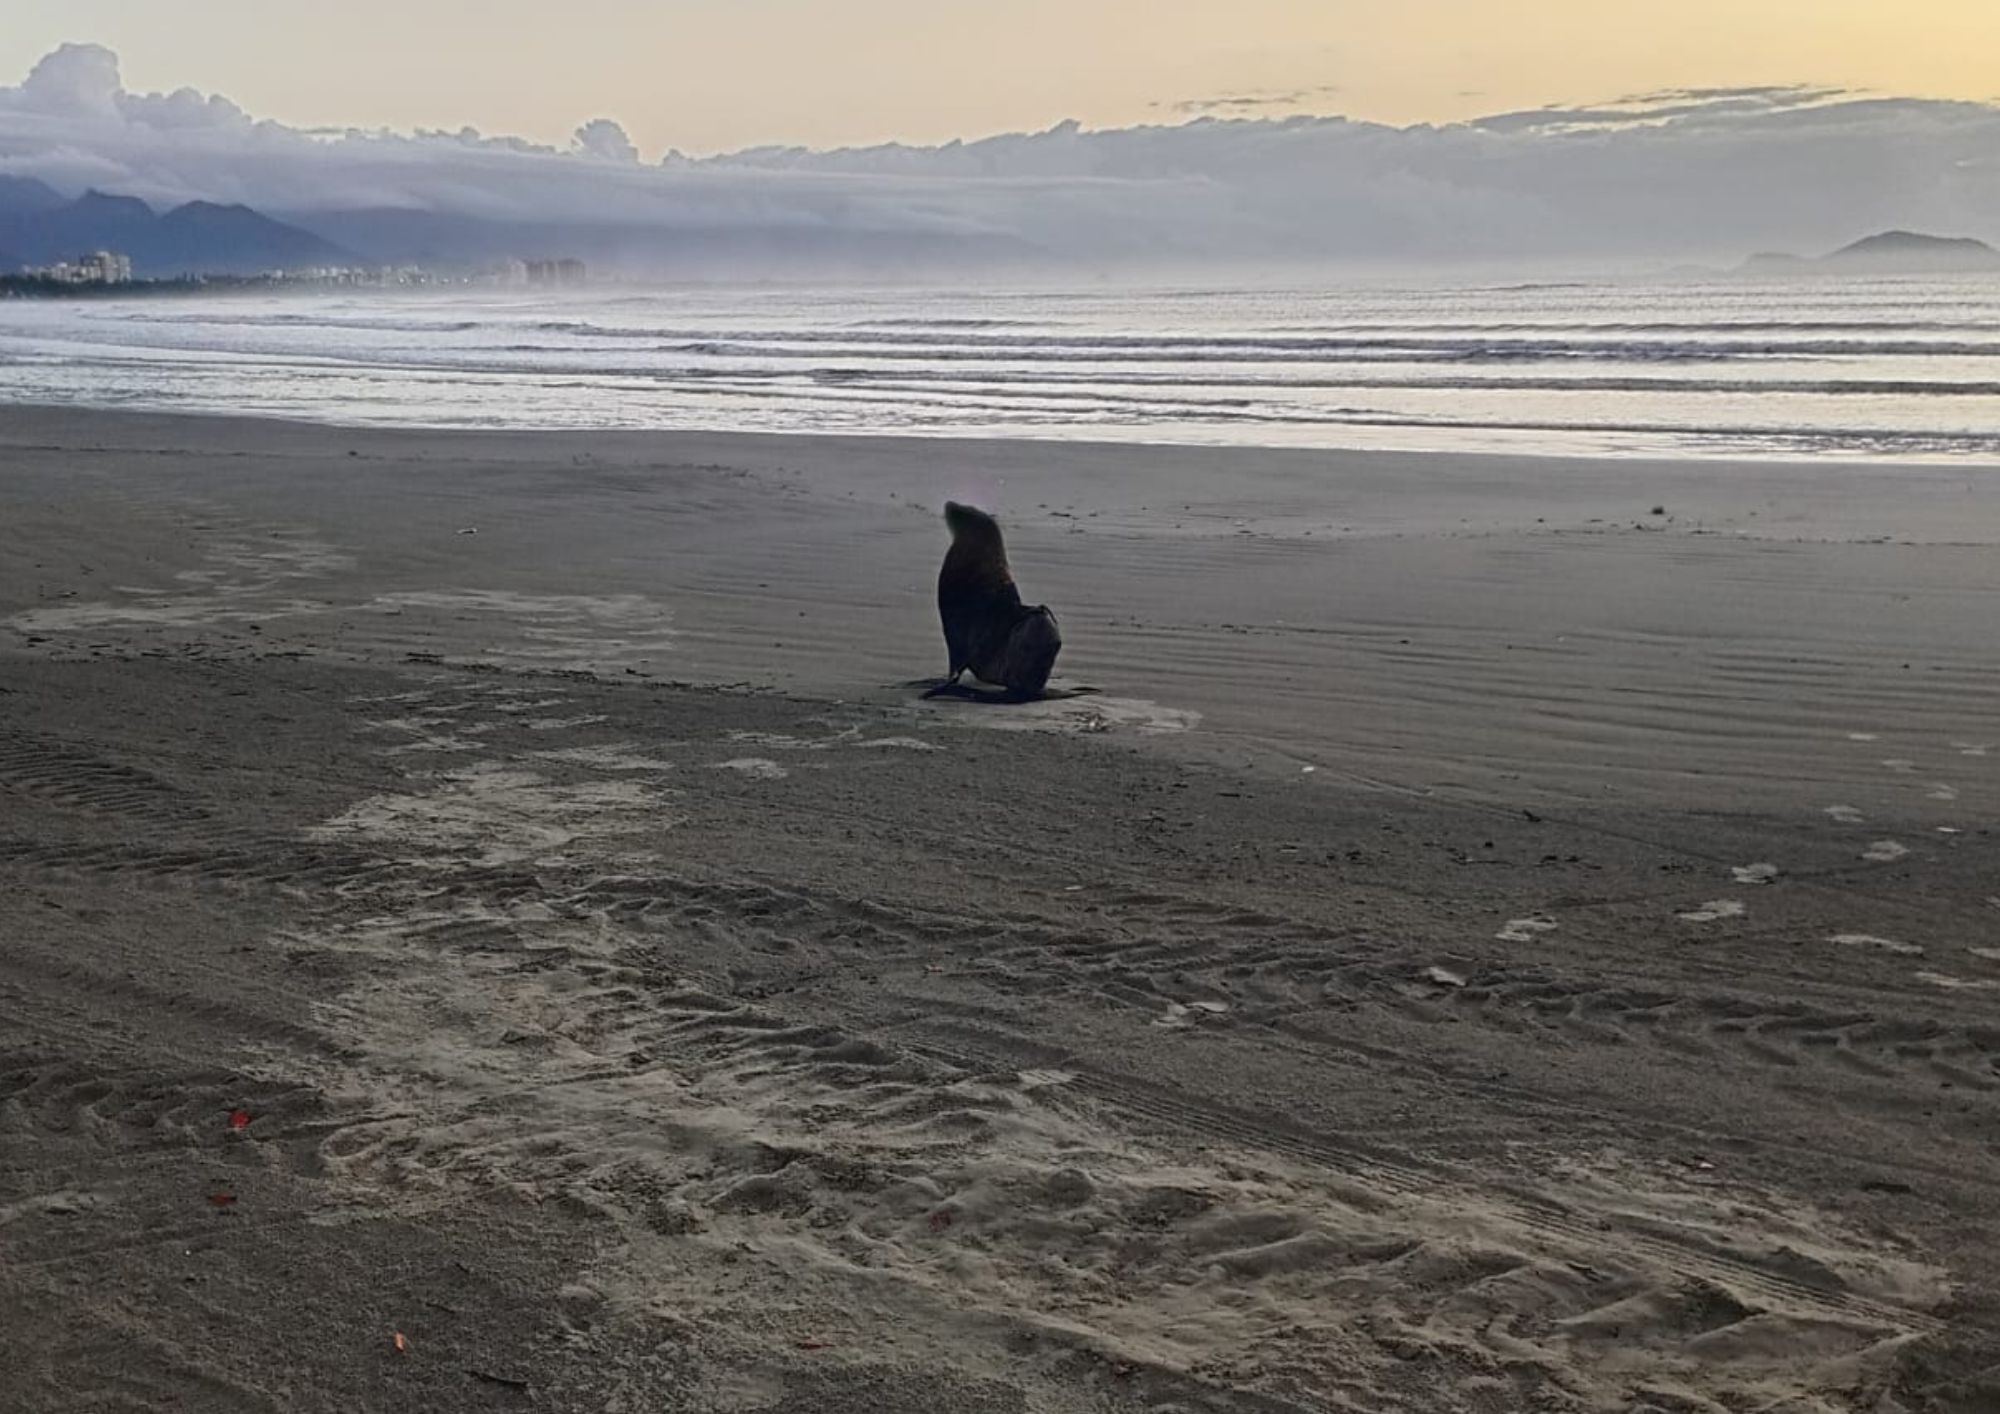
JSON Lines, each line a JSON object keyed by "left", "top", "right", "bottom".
{"left": 285, "top": 205, "right": 1040, "bottom": 277}
{"left": 0, "top": 175, "right": 64, "bottom": 221}
{"left": 1741, "top": 229, "right": 2000, "bottom": 276}
{"left": 148, "top": 201, "right": 355, "bottom": 276}
{"left": 29, "top": 191, "right": 157, "bottom": 263}
{"left": 0, "top": 188, "right": 356, "bottom": 277}
{"left": 1825, "top": 230, "right": 2000, "bottom": 272}
{"left": 0, "top": 184, "right": 1030, "bottom": 280}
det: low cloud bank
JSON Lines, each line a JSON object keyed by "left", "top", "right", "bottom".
{"left": 4, "top": 44, "right": 1999, "bottom": 274}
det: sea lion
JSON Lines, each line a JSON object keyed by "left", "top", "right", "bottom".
{"left": 924, "top": 501, "right": 1061, "bottom": 700}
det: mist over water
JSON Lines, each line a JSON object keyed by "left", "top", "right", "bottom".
{"left": 4, "top": 275, "right": 2000, "bottom": 460}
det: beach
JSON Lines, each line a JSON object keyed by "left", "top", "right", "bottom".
{"left": 2, "top": 403, "right": 1997, "bottom": 1412}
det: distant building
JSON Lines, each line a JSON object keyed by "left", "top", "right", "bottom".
{"left": 87, "top": 251, "right": 133, "bottom": 283}
{"left": 525, "top": 258, "right": 586, "bottom": 287}
{"left": 31, "top": 250, "right": 133, "bottom": 285}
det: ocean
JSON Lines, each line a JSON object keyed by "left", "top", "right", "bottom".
{"left": 4, "top": 275, "right": 2000, "bottom": 460}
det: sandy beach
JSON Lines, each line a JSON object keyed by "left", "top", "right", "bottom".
{"left": 2, "top": 403, "right": 1997, "bottom": 1412}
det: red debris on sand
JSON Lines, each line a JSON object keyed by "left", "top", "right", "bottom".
{"left": 228, "top": 1108, "right": 251, "bottom": 1130}
{"left": 207, "top": 1190, "right": 237, "bottom": 1208}
{"left": 392, "top": 1331, "right": 408, "bottom": 1353}
{"left": 927, "top": 1209, "right": 954, "bottom": 1232}
{"left": 796, "top": 1338, "right": 829, "bottom": 1351}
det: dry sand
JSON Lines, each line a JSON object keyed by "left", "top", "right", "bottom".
{"left": 1, "top": 404, "right": 1996, "bottom": 1412}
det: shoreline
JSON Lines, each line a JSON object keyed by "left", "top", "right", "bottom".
{"left": 3, "top": 402, "right": 1997, "bottom": 1411}
{"left": 9, "top": 388, "right": 2000, "bottom": 466}
{"left": 4, "top": 399, "right": 1999, "bottom": 532}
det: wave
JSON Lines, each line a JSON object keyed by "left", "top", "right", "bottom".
{"left": 1268, "top": 319, "right": 2000, "bottom": 335}
{"left": 848, "top": 317, "right": 1055, "bottom": 329}
{"left": 536, "top": 370, "right": 2000, "bottom": 453}
{"left": 94, "top": 309, "right": 2000, "bottom": 360}
{"left": 453, "top": 355, "right": 2000, "bottom": 398}
{"left": 642, "top": 336, "right": 2000, "bottom": 365}
{"left": 104, "top": 309, "right": 486, "bottom": 335}
{"left": 12, "top": 279, "right": 2000, "bottom": 461}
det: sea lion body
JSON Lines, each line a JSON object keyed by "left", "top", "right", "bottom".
{"left": 929, "top": 501, "right": 1061, "bottom": 699}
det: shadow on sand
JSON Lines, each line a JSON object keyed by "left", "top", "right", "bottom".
{"left": 905, "top": 679, "right": 1102, "bottom": 706}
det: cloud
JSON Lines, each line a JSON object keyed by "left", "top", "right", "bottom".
{"left": 572, "top": 118, "right": 638, "bottom": 163}
{"left": 17, "top": 43, "right": 124, "bottom": 118}
{"left": 1161, "top": 85, "right": 1344, "bottom": 117}
{"left": 1470, "top": 83, "right": 1855, "bottom": 134}
{"left": 3, "top": 45, "right": 2000, "bottom": 273}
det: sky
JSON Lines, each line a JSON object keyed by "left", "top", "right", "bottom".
{"left": 6, "top": 17, "right": 2000, "bottom": 275}
{"left": 3, "top": 0, "right": 2000, "bottom": 155}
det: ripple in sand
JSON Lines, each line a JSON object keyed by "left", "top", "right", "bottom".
{"left": 1830, "top": 933, "right": 1924, "bottom": 956}
{"left": 1678, "top": 900, "right": 1745, "bottom": 923}
{"left": 1915, "top": 971, "right": 1999, "bottom": 992}
{"left": 711, "top": 758, "right": 787, "bottom": 780}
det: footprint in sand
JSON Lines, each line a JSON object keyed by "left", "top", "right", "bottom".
{"left": 1732, "top": 863, "right": 1779, "bottom": 885}
{"left": 1496, "top": 916, "right": 1557, "bottom": 942}
{"left": 1016, "top": 1069, "right": 1077, "bottom": 1090}
{"left": 1830, "top": 933, "right": 1925, "bottom": 956}
{"left": 535, "top": 745, "right": 676, "bottom": 772}
{"left": 1155, "top": 1000, "right": 1229, "bottom": 1029}
{"left": 1678, "top": 900, "right": 1745, "bottom": 923}
{"left": 1861, "top": 840, "right": 1909, "bottom": 863}
{"left": 1823, "top": 805, "right": 1865, "bottom": 825}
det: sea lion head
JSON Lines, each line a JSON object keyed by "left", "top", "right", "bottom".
{"left": 944, "top": 500, "right": 1001, "bottom": 544}
{"left": 999, "top": 605, "right": 1061, "bottom": 698}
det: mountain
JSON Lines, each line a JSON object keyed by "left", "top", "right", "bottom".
{"left": 283, "top": 207, "right": 533, "bottom": 267}
{"left": 148, "top": 201, "right": 352, "bottom": 275}
{"left": 0, "top": 188, "right": 357, "bottom": 277}
{"left": 1822, "top": 230, "right": 2000, "bottom": 273}
{"left": 285, "top": 206, "right": 1041, "bottom": 278}
{"left": 0, "top": 177, "right": 59, "bottom": 272}
{"left": 1739, "top": 229, "right": 2000, "bottom": 276}
{"left": 0, "top": 175, "right": 64, "bottom": 221}
{"left": 23, "top": 191, "right": 158, "bottom": 264}
{"left": 0, "top": 187, "right": 1026, "bottom": 281}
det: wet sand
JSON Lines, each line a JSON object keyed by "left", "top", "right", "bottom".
{"left": 1, "top": 405, "right": 1996, "bottom": 1412}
